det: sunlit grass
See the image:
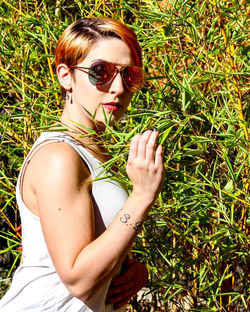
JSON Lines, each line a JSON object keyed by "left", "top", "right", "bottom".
{"left": 0, "top": 0, "right": 249, "bottom": 310}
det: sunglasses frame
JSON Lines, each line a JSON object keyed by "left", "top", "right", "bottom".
{"left": 71, "top": 60, "right": 144, "bottom": 92}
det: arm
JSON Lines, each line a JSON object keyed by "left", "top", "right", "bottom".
{"left": 29, "top": 130, "right": 163, "bottom": 302}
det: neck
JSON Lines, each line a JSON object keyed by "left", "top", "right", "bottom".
{"left": 60, "top": 101, "right": 105, "bottom": 141}
{"left": 58, "top": 100, "right": 114, "bottom": 164}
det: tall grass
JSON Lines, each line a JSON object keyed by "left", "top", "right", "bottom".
{"left": 0, "top": 0, "right": 249, "bottom": 311}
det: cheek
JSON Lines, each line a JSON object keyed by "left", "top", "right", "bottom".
{"left": 124, "top": 92, "right": 134, "bottom": 107}
{"left": 73, "top": 78, "right": 98, "bottom": 102}
{"left": 73, "top": 72, "right": 93, "bottom": 93}
{"left": 118, "top": 93, "right": 133, "bottom": 117}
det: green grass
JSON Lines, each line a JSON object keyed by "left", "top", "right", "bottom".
{"left": 0, "top": 0, "right": 249, "bottom": 311}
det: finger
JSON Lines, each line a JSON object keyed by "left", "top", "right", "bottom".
{"left": 106, "top": 279, "right": 133, "bottom": 299}
{"left": 116, "top": 258, "right": 139, "bottom": 285}
{"left": 128, "top": 133, "right": 141, "bottom": 160}
{"left": 155, "top": 144, "right": 163, "bottom": 167}
{"left": 111, "top": 268, "right": 135, "bottom": 287}
{"left": 107, "top": 290, "right": 133, "bottom": 308}
{"left": 113, "top": 294, "right": 133, "bottom": 310}
{"left": 137, "top": 130, "right": 152, "bottom": 159}
{"left": 146, "top": 130, "right": 159, "bottom": 161}
{"left": 110, "top": 275, "right": 132, "bottom": 288}
{"left": 107, "top": 274, "right": 133, "bottom": 295}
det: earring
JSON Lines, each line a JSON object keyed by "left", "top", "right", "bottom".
{"left": 65, "top": 91, "right": 73, "bottom": 104}
{"left": 65, "top": 92, "right": 70, "bottom": 100}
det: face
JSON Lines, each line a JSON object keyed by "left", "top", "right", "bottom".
{"left": 68, "top": 38, "right": 135, "bottom": 129}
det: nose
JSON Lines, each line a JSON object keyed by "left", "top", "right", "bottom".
{"left": 109, "top": 70, "right": 125, "bottom": 95}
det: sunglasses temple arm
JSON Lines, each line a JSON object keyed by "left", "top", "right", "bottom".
{"left": 72, "top": 67, "right": 90, "bottom": 75}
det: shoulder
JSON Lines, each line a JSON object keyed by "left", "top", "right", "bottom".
{"left": 27, "top": 140, "right": 91, "bottom": 189}
{"left": 34, "top": 140, "right": 82, "bottom": 162}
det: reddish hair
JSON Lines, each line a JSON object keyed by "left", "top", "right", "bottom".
{"left": 55, "top": 17, "right": 142, "bottom": 70}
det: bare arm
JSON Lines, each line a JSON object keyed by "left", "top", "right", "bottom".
{"left": 28, "top": 130, "right": 164, "bottom": 302}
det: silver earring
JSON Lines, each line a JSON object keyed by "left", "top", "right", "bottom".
{"left": 65, "top": 92, "right": 70, "bottom": 100}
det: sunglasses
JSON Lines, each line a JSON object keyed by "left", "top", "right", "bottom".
{"left": 71, "top": 60, "right": 145, "bottom": 92}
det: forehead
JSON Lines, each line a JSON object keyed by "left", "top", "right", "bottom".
{"left": 80, "top": 38, "right": 134, "bottom": 66}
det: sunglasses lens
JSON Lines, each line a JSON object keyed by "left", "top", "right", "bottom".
{"left": 87, "top": 61, "right": 144, "bottom": 92}
{"left": 122, "top": 66, "right": 144, "bottom": 92}
{"left": 89, "top": 62, "right": 115, "bottom": 86}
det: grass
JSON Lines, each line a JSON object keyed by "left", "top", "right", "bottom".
{"left": 0, "top": 0, "right": 249, "bottom": 311}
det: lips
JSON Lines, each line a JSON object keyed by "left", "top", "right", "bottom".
{"left": 102, "top": 102, "right": 121, "bottom": 112}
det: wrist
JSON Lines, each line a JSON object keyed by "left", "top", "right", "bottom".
{"left": 130, "top": 189, "right": 155, "bottom": 209}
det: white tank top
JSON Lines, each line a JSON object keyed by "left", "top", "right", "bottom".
{"left": 0, "top": 132, "right": 128, "bottom": 312}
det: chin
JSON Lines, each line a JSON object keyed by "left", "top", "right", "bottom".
{"left": 95, "top": 119, "right": 114, "bottom": 130}
{"left": 97, "top": 114, "right": 121, "bottom": 126}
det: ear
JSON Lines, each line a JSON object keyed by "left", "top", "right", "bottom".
{"left": 57, "top": 63, "right": 72, "bottom": 91}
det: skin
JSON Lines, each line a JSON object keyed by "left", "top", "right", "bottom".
{"left": 21, "top": 38, "right": 164, "bottom": 309}
{"left": 106, "top": 257, "right": 149, "bottom": 309}
{"left": 59, "top": 38, "right": 134, "bottom": 132}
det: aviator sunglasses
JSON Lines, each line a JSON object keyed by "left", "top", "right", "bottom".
{"left": 71, "top": 60, "right": 145, "bottom": 92}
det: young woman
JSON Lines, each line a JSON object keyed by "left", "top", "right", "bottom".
{"left": 0, "top": 17, "right": 164, "bottom": 311}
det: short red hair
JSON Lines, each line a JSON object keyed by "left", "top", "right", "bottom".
{"left": 55, "top": 17, "right": 142, "bottom": 69}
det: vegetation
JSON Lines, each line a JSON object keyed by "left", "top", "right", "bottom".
{"left": 0, "top": 0, "right": 249, "bottom": 311}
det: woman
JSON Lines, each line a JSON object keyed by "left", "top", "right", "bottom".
{"left": 0, "top": 17, "right": 164, "bottom": 311}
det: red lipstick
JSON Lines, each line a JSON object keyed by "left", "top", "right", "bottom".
{"left": 102, "top": 102, "right": 121, "bottom": 111}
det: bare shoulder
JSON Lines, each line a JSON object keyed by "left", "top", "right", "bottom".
{"left": 28, "top": 140, "right": 91, "bottom": 182}
{"left": 22, "top": 141, "right": 91, "bottom": 215}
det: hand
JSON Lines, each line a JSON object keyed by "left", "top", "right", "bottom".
{"left": 106, "top": 257, "right": 148, "bottom": 310}
{"left": 126, "top": 130, "right": 164, "bottom": 204}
